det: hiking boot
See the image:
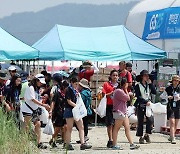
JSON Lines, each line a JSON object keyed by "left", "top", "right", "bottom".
{"left": 139, "top": 137, "right": 145, "bottom": 144}
{"left": 65, "top": 144, "right": 74, "bottom": 150}
{"left": 38, "top": 142, "right": 47, "bottom": 149}
{"left": 107, "top": 140, "right": 113, "bottom": 148}
{"left": 111, "top": 145, "right": 123, "bottom": 150}
{"left": 80, "top": 143, "right": 92, "bottom": 150}
{"left": 130, "top": 144, "right": 140, "bottom": 150}
{"left": 171, "top": 138, "right": 176, "bottom": 144}
{"left": 144, "top": 135, "right": 151, "bottom": 143}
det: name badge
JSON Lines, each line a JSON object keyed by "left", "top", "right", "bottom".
{"left": 173, "top": 101, "right": 176, "bottom": 108}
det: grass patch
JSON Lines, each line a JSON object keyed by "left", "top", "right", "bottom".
{"left": 0, "top": 108, "right": 38, "bottom": 154}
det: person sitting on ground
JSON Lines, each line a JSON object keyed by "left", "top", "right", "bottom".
{"left": 112, "top": 78, "right": 140, "bottom": 150}
{"left": 78, "top": 61, "right": 99, "bottom": 82}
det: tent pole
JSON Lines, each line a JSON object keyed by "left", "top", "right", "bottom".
{"left": 95, "top": 61, "right": 99, "bottom": 127}
{"left": 52, "top": 61, "right": 54, "bottom": 74}
{"left": 37, "top": 60, "right": 40, "bottom": 74}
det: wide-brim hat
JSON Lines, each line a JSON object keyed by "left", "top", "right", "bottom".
{"left": 35, "top": 74, "right": 46, "bottom": 84}
{"left": 0, "top": 70, "right": 9, "bottom": 80}
{"left": 169, "top": 75, "right": 180, "bottom": 83}
{"left": 79, "top": 78, "right": 90, "bottom": 89}
{"left": 136, "top": 70, "right": 152, "bottom": 82}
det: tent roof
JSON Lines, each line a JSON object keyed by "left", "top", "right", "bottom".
{"left": 33, "top": 24, "right": 166, "bottom": 61}
{"left": 0, "top": 27, "right": 39, "bottom": 61}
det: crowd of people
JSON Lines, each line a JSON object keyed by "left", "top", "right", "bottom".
{"left": 0, "top": 60, "right": 179, "bottom": 151}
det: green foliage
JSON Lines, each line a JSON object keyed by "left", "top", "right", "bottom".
{"left": 0, "top": 108, "right": 38, "bottom": 154}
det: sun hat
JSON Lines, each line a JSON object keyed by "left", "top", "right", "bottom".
{"left": 35, "top": 74, "right": 46, "bottom": 84}
{"left": 0, "top": 70, "right": 9, "bottom": 80}
{"left": 169, "top": 75, "right": 180, "bottom": 83}
{"left": 79, "top": 78, "right": 90, "bottom": 89}
{"left": 136, "top": 70, "right": 151, "bottom": 82}
{"left": 8, "top": 66, "right": 17, "bottom": 71}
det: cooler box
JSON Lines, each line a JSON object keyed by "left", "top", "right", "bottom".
{"left": 154, "top": 113, "right": 167, "bottom": 132}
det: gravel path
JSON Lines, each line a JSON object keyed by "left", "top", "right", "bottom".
{"left": 40, "top": 126, "right": 180, "bottom": 154}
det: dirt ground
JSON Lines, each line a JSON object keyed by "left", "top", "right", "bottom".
{"left": 40, "top": 126, "right": 180, "bottom": 154}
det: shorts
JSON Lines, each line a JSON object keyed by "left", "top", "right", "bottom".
{"left": 105, "top": 105, "right": 114, "bottom": 126}
{"left": 113, "top": 112, "right": 127, "bottom": 120}
{"left": 53, "top": 114, "right": 66, "bottom": 127}
{"left": 63, "top": 108, "right": 73, "bottom": 119}
{"left": 22, "top": 112, "right": 40, "bottom": 122}
{"left": 167, "top": 107, "right": 180, "bottom": 120}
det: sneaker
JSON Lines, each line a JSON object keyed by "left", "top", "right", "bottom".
{"left": 139, "top": 137, "right": 145, "bottom": 144}
{"left": 65, "top": 144, "right": 74, "bottom": 150}
{"left": 80, "top": 143, "right": 92, "bottom": 150}
{"left": 51, "top": 142, "right": 57, "bottom": 148}
{"left": 111, "top": 145, "right": 123, "bottom": 150}
{"left": 76, "top": 136, "right": 90, "bottom": 144}
{"left": 144, "top": 135, "right": 151, "bottom": 143}
{"left": 84, "top": 136, "right": 89, "bottom": 142}
{"left": 171, "top": 138, "right": 176, "bottom": 144}
{"left": 107, "top": 140, "right": 113, "bottom": 148}
{"left": 37, "top": 143, "right": 47, "bottom": 149}
{"left": 168, "top": 136, "right": 172, "bottom": 142}
{"left": 130, "top": 144, "right": 140, "bottom": 150}
{"left": 49, "top": 139, "right": 53, "bottom": 145}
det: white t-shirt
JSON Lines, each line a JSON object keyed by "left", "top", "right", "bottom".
{"left": 127, "top": 106, "right": 136, "bottom": 117}
{"left": 21, "top": 85, "right": 40, "bottom": 114}
{"left": 50, "top": 86, "right": 58, "bottom": 95}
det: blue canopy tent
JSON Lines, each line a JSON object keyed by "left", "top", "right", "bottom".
{"left": 33, "top": 24, "right": 166, "bottom": 61}
{"left": 0, "top": 27, "right": 39, "bottom": 61}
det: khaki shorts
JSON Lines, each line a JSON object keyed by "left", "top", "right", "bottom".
{"left": 113, "top": 112, "right": 127, "bottom": 120}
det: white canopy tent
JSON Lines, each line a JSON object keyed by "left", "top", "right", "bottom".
{"left": 126, "top": 0, "right": 180, "bottom": 58}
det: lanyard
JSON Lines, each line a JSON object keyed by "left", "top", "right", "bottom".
{"left": 14, "top": 89, "right": 19, "bottom": 103}
{"left": 140, "top": 82, "right": 148, "bottom": 93}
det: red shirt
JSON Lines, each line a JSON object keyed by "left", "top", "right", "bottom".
{"left": 78, "top": 70, "right": 94, "bottom": 82}
{"left": 119, "top": 70, "right": 132, "bottom": 92}
{"left": 102, "top": 82, "right": 115, "bottom": 105}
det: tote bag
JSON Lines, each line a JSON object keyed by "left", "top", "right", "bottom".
{"left": 72, "top": 95, "right": 87, "bottom": 121}
{"left": 96, "top": 95, "right": 107, "bottom": 118}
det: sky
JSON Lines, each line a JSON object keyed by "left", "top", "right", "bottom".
{"left": 0, "top": 0, "right": 140, "bottom": 19}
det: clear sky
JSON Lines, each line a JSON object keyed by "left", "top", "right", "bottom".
{"left": 0, "top": 0, "right": 139, "bottom": 19}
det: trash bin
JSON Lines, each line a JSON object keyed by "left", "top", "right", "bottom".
{"left": 154, "top": 113, "right": 167, "bottom": 132}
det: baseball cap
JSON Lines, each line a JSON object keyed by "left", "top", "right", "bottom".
{"left": 35, "top": 74, "right": 46, "bottom": 84}
{"left": 8, "top": 66, "right": 17, "bottom": 71}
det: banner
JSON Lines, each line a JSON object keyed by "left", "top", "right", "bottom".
{"left": 142, "top": 9, "right": 166, "bottom": 40}
{"left": 143, "top": 7, "right": 180, "bottom": 40}
{"left": 164, "top": 7, "right": 180, "bottom": 39}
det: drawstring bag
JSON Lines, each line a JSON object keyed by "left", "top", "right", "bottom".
{"left": 43, "top": 119, "right": 54, "bottom": 135}
{"left": 72, "top": 95, "right": 87, "bottom": 121}
{"left": 96, "top": 95, "right": 107, "bottom": 118}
